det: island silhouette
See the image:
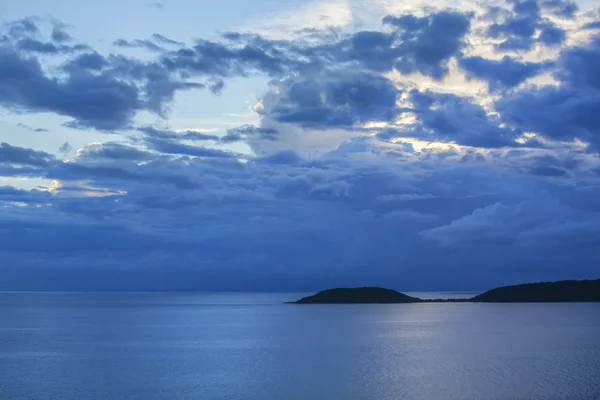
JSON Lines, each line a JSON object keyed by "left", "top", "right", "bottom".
{"left": 294, "top": 279, "right": 600, "bottom": 303}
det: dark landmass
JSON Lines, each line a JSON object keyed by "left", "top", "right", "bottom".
{"left": 294, "top": 287, "right": 421, "bottom": 304}
{"left": 471, "top": 279, "right": 600, "bottom": 303}
{"left": 293, "top": 279, "right": 600, "bottom": 304}
{"left": 420, "top": 298, "right": 470, "bottom": 303}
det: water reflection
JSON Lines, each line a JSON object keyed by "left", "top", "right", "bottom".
{"left": 0, "top": 292, "right": 599, "bottom": 400}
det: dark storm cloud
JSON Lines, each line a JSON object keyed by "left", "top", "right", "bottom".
{"left": 157, "top": 10, "right": 472, "bottom": 81}
{"left": 498, "top": 87, "right": 600, "bottom": 150}
{"left": 287, "top": 10, "right": 472, "bottom": 78}
{"left": 0, "top": 31, "right": 208, "bottom": 130}
{"left": 486, "top": 0, "right": 569, "bottom": 51}
{"left": 459, "top": 56, "right": 548, "bottom": 90}
{"left": 538, "top": 25, "right": 567, "bottom": 46}
{"left": 260, "top": 72, "right": 401, "bottom": 128}
{"left": 557, "top": 36, "right": 600, "bottom": 90}
{"left": 159, "top": 38, "right": 292, "bottom": 77}
{"left": 108, "top": 56, "right": 206, "bottom": 116}
{"left": 380, "top": 90, "right": 527, "bottom": 148}
{"left": 63, "top": 52, "right": 107, "bottom": 72}
{"left": 45, "top": 157, "right": 202, "bottom": 190}
{"left": 382, "top": 11, "right": 472, "bottom": 78}
{"left": 0, "top": 186, "right": 51, "bottom": 203}
{"left": 0, "top": 19, "right": 218, "bottom": 130}
{"left": 497, "top": 35, "right": 600, "bottom": 151}
{"left": 0, "top": 140, "right": 204, "bottom": 190}
{"left": 332, "top": 30, "right": 396, "bottom": 72}
{"left": 0, "top": 47, "right": 143, "bottom": 130}
{"left": 0, "top": 142, "right": 57, "bottom": 167}
{"left": 1, "top": 131, "right": 600, "bottom": 291}
{"left": 2, "top": 139, "right": 599, "bottom": 291}
{"left": 1, "top": 4, "right": 600, "bottom": 291}
{"left": 0, "top": 10, "right": 483, "bottom": 133}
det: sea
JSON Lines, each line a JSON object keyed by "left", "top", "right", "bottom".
{"left": 0, "top": 292, "right": 599, "bottom": 400}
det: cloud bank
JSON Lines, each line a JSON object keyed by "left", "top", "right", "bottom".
{"left": 1, "top": 1, "right": 600, "bottom": 291}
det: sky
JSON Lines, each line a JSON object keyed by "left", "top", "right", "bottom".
{"left": 1, "top": 0, "right": 600, "bottom": 291}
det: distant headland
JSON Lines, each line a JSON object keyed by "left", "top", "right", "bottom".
{"left": 295, "top": 287, "right": 422, "bottom": 304}
{"left": 293, "top": 279, "right": 600, "bottom": 304}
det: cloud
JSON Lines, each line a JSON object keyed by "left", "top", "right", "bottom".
{"left": 151, "top": 34, "right": 183, "bottom": 46}
{"left": 538, "top": 25, "right": 567, "bottom": 46}
{"left": 157, "top": 10, "right": 472, "bottom": 82}
{"left": 497, "top": 35, "right": 600, "bottom": 151}
{"left": 51, "top": 23, "right": 71, "bottom": 43}
{"left": 486, "top": 0, "right": 569, "bottom": 51}
{"left": 0, "top": 20, "right": 221, "bottom": 130}
{"left": 542, "top": 0, "right": 578, "bottom": 18}
{"left": 208, "top": 78, "right": 225, "bottom": 95}
{"left": 258, "top": 71, "right": 401, "bottom": 128}
{"left": 159, "top": 37, "right": 294, "bottom": 78}
{"left": 63, "top": 52, "right": 107, "bottom": 72}
{"left": 114, "top": 39, "right": 165, "bottom": 52}
{"left": 16, "top": 123, "right": 48, "bottom": 132}
{"left": 459, "top": 56, "right": 548, "bottom": 91}
{"left": 1, "top": 133, "right": 600, "bottom": 290}
{"left": 76, "top": 142, "right": 155, "bottom": 161}
{"left": 1, "top": 2, "right": 600, "bottom": 290}
{"left": 382, "top": 11, "right": 472, "bottom": 78}
{"left": 0, "top": 33, "right": 207, "bottom": 130}
{"left": 221, "top": 125, "right": 278, "bottom": 142}
{"left": 0, "top": 47, "right": 143, "bottom": 130}
{"left": 0, "top": 185, "right": 51, "bottom": 203}
{"left": 530, "top": 165, "right": 568, "bottom": 176}
{"left": 143, "top": 137, "right": 235, "bottom": 158}
{"left": 6, "top": 18, "right": 39, "bottom": 38}
{"left": 15, "top": 38, "right": 88, "bottom": 54}
{"left": 3, "top": 19, "right": 85, "bottom": 54}
{"left": 106, "top": 56, "right": 206, "bottom": 117}
{"left": 0, "top": 142, "right": 57, "bottom": 167}
{"left": 422, "top": 196, "right": 598, "bottom": 247}
{"left": 139, "top": 126, "right": 220, "bottom": 141}
{"left": 58, "top": 142, "right": 73, "bottom": 153}
{"left": 255, "top": 150, "right": 303, "bottom": 165}
{"left": 583, "top": 21, "right": 600, "bottom": 30}
{"left": 381, "top": 89, "right": 528, "bottom": 148}
{"left": 557, "top": 36, "right": 600, "bottom": 90}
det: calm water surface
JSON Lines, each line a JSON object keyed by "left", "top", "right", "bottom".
{"left": 0, "top": 292, "right": 599, "bottom": 400}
